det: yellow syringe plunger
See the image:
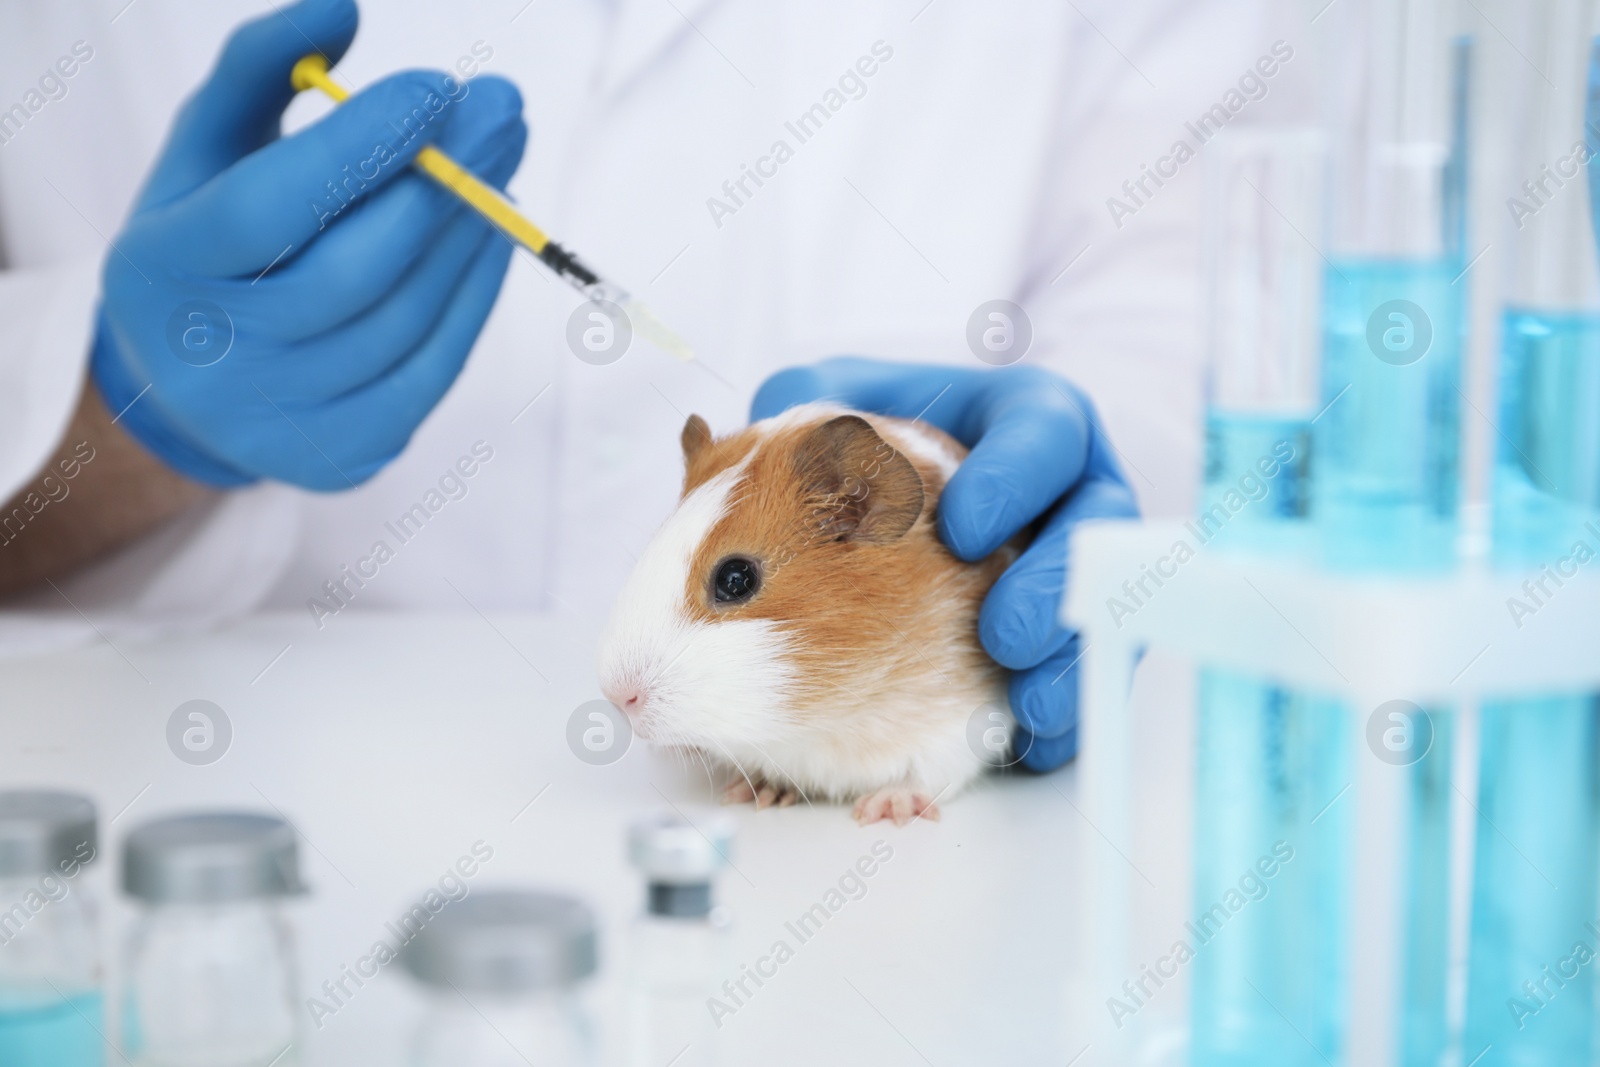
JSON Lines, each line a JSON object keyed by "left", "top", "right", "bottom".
{"left": 291, "top": 55, "right": 551, "bottom": 255}
{"left": 289, "top": 54, "right": 693, "bottom": 361}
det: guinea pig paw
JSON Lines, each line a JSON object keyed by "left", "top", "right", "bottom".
{"left": 756, "top": 782, "right": 803, "bottom": 809}
{"left": 852, "top": 788, "right": 940, "bottom": 828}
{"left": 722, "top": 778, "right": 803, "bottom": 809}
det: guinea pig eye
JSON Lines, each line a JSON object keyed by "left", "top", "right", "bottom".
{"left": 712, "top": 557, "right": 760, "bottom": 605}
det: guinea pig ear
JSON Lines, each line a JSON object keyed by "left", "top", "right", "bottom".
{"left": 681, "top": 415, "right": 713, "bottom": 466}
{"left": 792, "top": 415, "right": 925, "bottom": 545}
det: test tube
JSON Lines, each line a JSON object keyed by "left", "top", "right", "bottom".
{"left": 1465, "top": 3, "right": 1600, "bottom": 1064}
{"left": 1314, "top": 0, "right": 1468, "bottom": 572}
{"left": 1489, "top": 0, "right": 1600, "bottom": 562}
{"left": 1199, "top": 126, "right": 1323, "bottom": 556}
{"left": 1191, "top": 125, "right": 1355, "bottom": 1067}
{"left": 1313, "top": 17, "right": 1471, "bottom": 1054}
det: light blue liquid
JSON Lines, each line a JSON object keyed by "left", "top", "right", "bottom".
{"left": 1462, "top": 697, "right": 1600, "bottom": 1067}
{"left": 1186, "top": 545, "right": 1454, "bottom": 1067}
{"left": 1315, "top": 258, "right": 1463, "bottom": 572}
{"left": 1201, "top": 411, "right": 1313, "bottom": 557}
{"left": 1464, "top": 309, "right": 1600, "bottom": 1066}
{"left": 1193, "top": 407, "right": 1347, "bottom": 1064}
{"left": 1190, "top": 671, "right": 1351, "bottom": 1067}
{"left": 1397, "top": 710, "right": 1454, "bottom": 1067}
{"left": 0, "top": 988, "right": 104, "bottom": 1067}
{"left": 1491, "top": 310, "right": 1600, "bottom": 566}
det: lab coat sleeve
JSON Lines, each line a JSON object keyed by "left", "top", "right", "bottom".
{"left": 1013, "top": 0, "right": 1316, "bottom": 520}
{"left": 0, "top": 259, "right": 100, "bottom": 509}
{"left": 0, "top": 258, "right": 302, "bottom": 658}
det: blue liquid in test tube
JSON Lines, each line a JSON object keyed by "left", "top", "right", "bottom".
{"left": 1463, "top": 697, "right": 1600, "bottom": 1066}
{"left": 1396, "top": 706, "right": 1454, "bottom": 1067}
{"left": 1196, "top": 121, "right": 1320, "bottom": 561}
{"left": 1461, "top": 7, "right": 1600, "bottom": 1062}
{"left": 1465, "top": 315, "right": 1600, "bottom": 1067}
{"left": 1191, "top": 128, "right": 1355, "bottom": 1066}
{"left": 1492, "top": 310, "right": 1600, "bottom": 563}
{"left": 1200, "top": 411, "right": 1313, "bottom": 555}
{"left": 1314, "top": 257, "right": 1463, "bottom": 572}
{"left": 1191, "top": 674, "right": 1352, "bottom": 1067}
{"left": 1193, "top": 0, "right": 1470, "bottom": 1053}
{"left": 1312, "top": 256, "right": 1461, "bottom": 1067}
{"left": 1306, "top": 3, "right": 1468, "bottom": 1059}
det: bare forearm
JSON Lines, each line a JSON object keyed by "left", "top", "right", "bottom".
{"left": 0, "top": 382, "right": 216, "bottom": 597}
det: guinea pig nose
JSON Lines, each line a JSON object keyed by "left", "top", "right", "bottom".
{"left": 603, "top": 681, "right": 645, "bottom": 717}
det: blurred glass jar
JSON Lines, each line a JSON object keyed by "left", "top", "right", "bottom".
{"left": 626, "top": 810, "right": 734, "bottom": 1067}
{"left": 121, "top": 812, "right": 302, "bottom": 1067}
{"left": 0, "top": 790, "right": 102, "bottom": 1067}
{"left": 401, "top": 890, "right": 597, "bottom": 1067}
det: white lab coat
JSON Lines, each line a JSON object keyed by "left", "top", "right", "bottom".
{"left": 0, "top": 0, "right": 1315, "bottom": 652}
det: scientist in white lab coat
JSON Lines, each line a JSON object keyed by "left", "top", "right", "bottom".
{"left": 0, "top": 0, "right": 1305, "bottom": 769}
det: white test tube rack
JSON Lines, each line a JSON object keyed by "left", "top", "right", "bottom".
{"left": 1061, "top": 518, "right": 1600, "bottom": 1067}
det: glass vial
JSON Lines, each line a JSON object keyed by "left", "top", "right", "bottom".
{"left": 401, "top": 890, "right": 597, "bottom": 1067}
{"left": 121, "top": 812, "right": 302, "bottom": 1067}
{"left": 0, "top": 791, "right": 102, "bottom": 1067}
{"left": 626, "top": 811, "right": 734, "bottom": 1067}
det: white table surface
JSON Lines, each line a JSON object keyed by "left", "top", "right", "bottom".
{"left": 0, "top": 609, "right": 1166, "bottom": 1067}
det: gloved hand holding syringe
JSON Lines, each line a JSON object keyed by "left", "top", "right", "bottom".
{"left": 91, "top": 0, "right": 690, "bottom": 494}
{"left": 291, "top": 53, "right": 693, "bottom": 364}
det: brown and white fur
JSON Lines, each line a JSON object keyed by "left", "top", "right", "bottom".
{"left": 596, "top": 403, "right": 1017, "bottom": 825}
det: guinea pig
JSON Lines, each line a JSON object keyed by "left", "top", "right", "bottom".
{"left": 596, "top": 402, "right": 1019, "bottom": 826}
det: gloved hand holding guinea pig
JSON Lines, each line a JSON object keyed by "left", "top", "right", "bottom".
{"left": 597, "top": 358, "right": 1138, "bottom": 826}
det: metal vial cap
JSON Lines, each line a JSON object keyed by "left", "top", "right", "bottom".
{"left": 122, "top": 812, "right": 301, "bottom": 904}
{"left": 0, "top": 791, "right": 97, "bottom": 878}
{"left": 401, "top": 890, "right": 598, "bottom": 993}
{"left": 627, "top": 809, "right": 735, "bottom": 885}
{"left": 647, "top": 881, "right": 713, "bottom": 919}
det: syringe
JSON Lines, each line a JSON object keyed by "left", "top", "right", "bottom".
{"left": 290, "top": 54, "right": 693, "bottom": 361}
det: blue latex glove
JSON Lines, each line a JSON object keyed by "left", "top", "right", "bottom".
{"left": 752, "top": 357, "right": 1140, "bottom": 772}
{"left": 92, "top": 0, "right": 527, "bottom": 489}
